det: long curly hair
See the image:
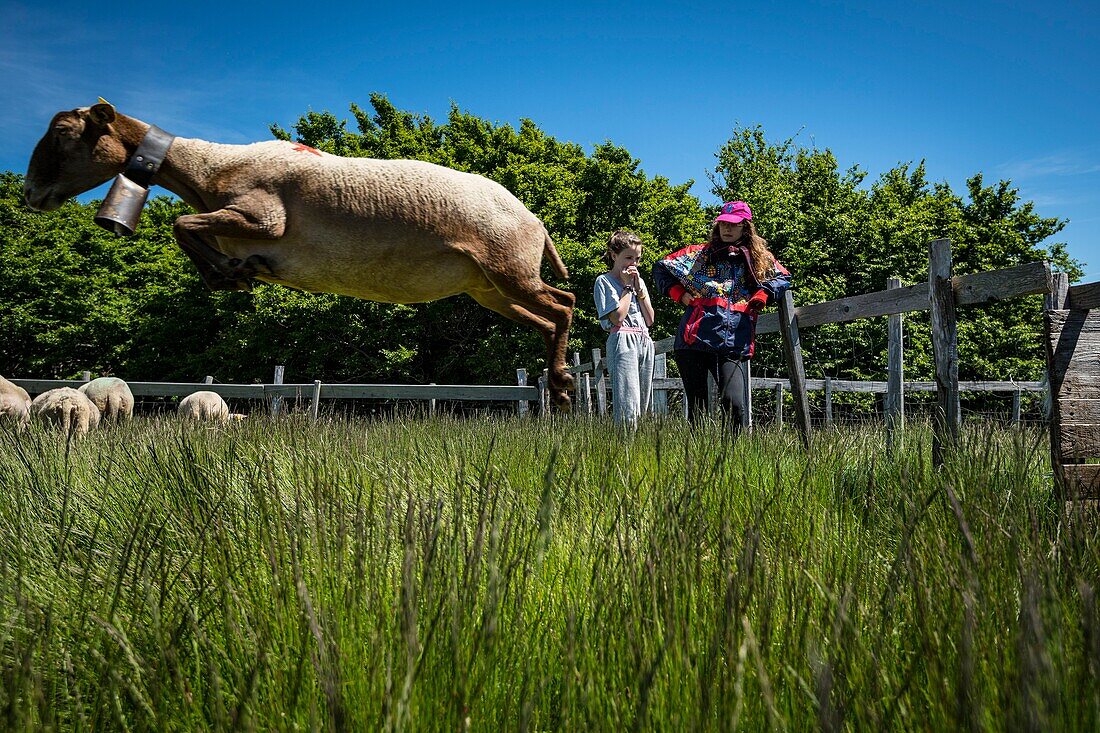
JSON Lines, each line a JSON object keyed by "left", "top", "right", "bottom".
{"left": 708, "top": 220, "right": 776, "bottom": 282}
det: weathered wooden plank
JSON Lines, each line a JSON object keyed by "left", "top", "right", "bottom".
{"left": 652, "top": 353, "right": 668, "bottom": 415}
{"left": 778, "top": 289, "right": 811, "bottom": 448}
{"left": 571, "top": 353, "right": 586, "bottom": 414}
{"left": 267, "top": 384, "right": 539, "bottom": 401}
{"left": 1047, "top": 310, "right": 1100, "bottom": 384}
{"left": 1069, "top": 280, "right": 1100, "bottom": 311}
{"left": 647, "top": 378, "right": 1039, "bottom": 393}
{"left": 1061, "top": 464, "right": 1100, "bottom": 500}
{"left": 9, "top": 379, "right": 85, "bottom": 394}
{"left": 647, "top": 262, "right": 1053, "bottom": 357}
{"left": 310, "top": 381, "right": 322, "bottom": 420}
{"left": 930, "top": 239, "right": 960, "bottom": 466}
{"left": 774, "top": 383, "right": 784, "bottom": 429}
{"left": 516, "top": 368, "right": 529, "bottom": 416}
{"left": 1060, "top": 424, "right": 1100, "bottom": 461}
{"left": 592, "top": 348, "right": 607, "bottom": 416}
{"left": 1047, "top": 272, "right": 1070, "bottom": 310}
{"left": 886, "top": 277, "right": 905, "bottom": 450}
{"left": 132, "top": 383, "right": 265, "bottom": 398}
{"left": 1054, "top": 375, "right": 1100, "bottom": 400}
{"left": 953, "top": 260, "right": 1052, "bottom": 306}
{"left": 1058, "top": 399, "right": 1100, "bottom": 424}
{"left": 751, "top": 261, "right": 1051, "bottom": 335}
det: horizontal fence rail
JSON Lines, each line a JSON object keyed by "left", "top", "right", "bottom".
{"left": 648, "top": 379, "right": 1043, "bottom": 394}
{"left": 9, "top": 379, "right": 539, "bottom": 403}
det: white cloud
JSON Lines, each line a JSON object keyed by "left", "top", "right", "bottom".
{"left": 997, "top": 153, "right": 1100, "bottom": 180}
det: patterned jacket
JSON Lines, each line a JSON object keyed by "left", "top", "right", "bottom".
{"left": 651, "top": 242, "right": 792, "bottom": 357}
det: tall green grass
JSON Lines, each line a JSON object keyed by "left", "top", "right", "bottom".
{"left": 0, "top": 415, "right": 1096, "bottom": 730}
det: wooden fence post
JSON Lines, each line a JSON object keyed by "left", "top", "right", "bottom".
{"left": 1012, "top": 388, "right": 1022, "bottom": 426}
{"left": 1043, "top": 271, "right": 1097, "bottom": 499}
{"left": 744, "top": 359, "right": 752, "bottom": 429}
{"left": 929, "top": 240, "right": 959, "bottom": 467}
{"left": 81, "top": 371, "right": 91, "bottom": 382}
{"left": 592, "top": 348, "right": 607, "bottom": 416}
{"left": 572, "top": 352, "right": 586, "bottom": 414}
{"left": 583, "top": 373, "right": 592, "bottom": 415}
{"left": 311, "top": 380, "right": 322, "bottom": 420}
{"left": 824, "top": 376, "right": 833, "bottom": 428}
{"left": 516, "top": 368, "right": 528, "bottom": 417}
{"left": 540, "top": 369, "right": 549, "bottom": 416}
{"left": 778, "top": 288, "right": 811, "bottom": 448}
{"left": 204, "top": 376, "right": 214, "bottom": 385}
{"left": 429, "top": 383, "right": 436, "bottom": 416}
{"left": 653, "top": 352, "right": 667, "bottom": 415}
{"left": 707, "top": 371, "right": 718, "bottom": 417}
{"left": 271, "top": 365, "right": 285, "bottom": 417}
{"left": 774, "top": 383, "right": 784, "bottom": 429}
{"left": 886, "top": 277, "right": 905, "bottom": 451}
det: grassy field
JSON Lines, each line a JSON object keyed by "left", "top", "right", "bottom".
{"left": 0, "top": 414, "right": 1097, "bottom": 731}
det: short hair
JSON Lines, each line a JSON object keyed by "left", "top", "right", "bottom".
{"left": 603, "top": 230, "right": 643, "bottom": 267}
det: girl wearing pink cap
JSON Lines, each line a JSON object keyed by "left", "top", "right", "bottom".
{"left": 651, "top": 201, "right": 791, "bottom": 428}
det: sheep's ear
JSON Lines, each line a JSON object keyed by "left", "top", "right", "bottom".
{"left": 88, "top": 99, "right": 116, "bottom": 127}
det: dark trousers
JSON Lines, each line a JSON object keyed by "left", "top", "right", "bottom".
{"left": 674, "top": 349, "right": 749, "bottom": 428}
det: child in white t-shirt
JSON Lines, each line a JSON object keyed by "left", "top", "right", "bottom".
{"left": 593, "top": 230, "right": 656, "bottom": 427}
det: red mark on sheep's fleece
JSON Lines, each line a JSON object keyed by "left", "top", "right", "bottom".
{"left": 290, "top": 143, "right": 322, "bottom": 156}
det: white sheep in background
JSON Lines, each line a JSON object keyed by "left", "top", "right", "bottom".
{"left": 178, "top": 391, "right": 229, "bottom": 423}
{"left": 79, "top": 377, "right": 135, "bottom": 420}
{"left": 30, "top": 387, "right": 101, "bottom": 437}
{"left": 0, "top": 393, "right": 30, "bottom": 430}
{"left": 0, "top": 376, "right": 31, "bottom": 429}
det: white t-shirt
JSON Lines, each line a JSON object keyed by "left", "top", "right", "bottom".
{"left": 594, "top": 273, "right": 649, "bottom": 333}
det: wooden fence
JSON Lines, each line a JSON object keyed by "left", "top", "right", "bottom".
{"left": 1045, "top": 273, "right": 1100, "bottom": 499}
{"left": 570, "top": 239, "right": 1055, "bottom": 459}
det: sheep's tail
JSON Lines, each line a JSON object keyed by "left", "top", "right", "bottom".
{"left": 543, "top": 229, "right": 569, "bottom": 281}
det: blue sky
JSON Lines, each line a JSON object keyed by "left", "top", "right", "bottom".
{"left": 3, "top": 0, "right": 1098, "bottom": 280}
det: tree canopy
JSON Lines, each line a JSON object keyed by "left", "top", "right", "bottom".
{"left": 0, "top": 96, "right": 1081, "bottom": 388}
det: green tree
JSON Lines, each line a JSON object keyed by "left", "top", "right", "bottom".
{"left": 711, "top": 127, "right": 1081, "bottom": 387}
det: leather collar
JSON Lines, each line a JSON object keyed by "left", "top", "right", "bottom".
{"left": 123, "top": 125, "right": 175, "bottom": 188}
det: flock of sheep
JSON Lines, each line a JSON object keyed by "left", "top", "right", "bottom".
{"left": 0, "top": 375, "right": 239, "bottom": 436}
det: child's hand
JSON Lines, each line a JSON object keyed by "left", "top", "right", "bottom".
{"left": 624, "top": 266, "right": 642, "bottom": 288}
{"left": 680, "top": 292, "right": 696, "bottom": 307}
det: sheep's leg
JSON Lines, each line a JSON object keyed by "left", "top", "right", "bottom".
{"left": 468, "top": 288, "right": 574, "bottom": 407}
{"left": 476, "top": 276, "right": 575, "bottom": 410}
{"left": 172, "top": 203, "right": 285, "bottom": 289}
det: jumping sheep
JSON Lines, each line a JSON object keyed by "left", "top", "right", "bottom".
{"left": 24, "top": 102, "right": 576, "bottom": 409}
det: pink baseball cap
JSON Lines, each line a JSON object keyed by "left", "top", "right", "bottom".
{"left": 715, "top": 200, "right": 752, "bottom": 224}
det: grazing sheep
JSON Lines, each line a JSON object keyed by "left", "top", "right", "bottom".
{"left": 0, "top": 374, "right": 31, "bottom": 406}
{"left": 0, "top": 376, "right": 32, "bottom": 430}
{"left": 0, "top": 393, "right": 30, "bottom": 430}
{"left": 30, "top": 387, "right": 101, "bottom": 437}
{"left": 24, "top": 102, "right": 576, "bottom": 409}
{"left": 79, "top": 376, "right": 135, "bottom": 420}
{"left": 178, "top": 391, "right": 229, "bottom": 423}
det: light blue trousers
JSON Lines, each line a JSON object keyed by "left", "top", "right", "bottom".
{"left": 606, "top": 331, "right": 655, "bottom": 427}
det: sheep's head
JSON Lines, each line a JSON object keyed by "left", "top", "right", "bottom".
{"left": 24, "top": 101, "right": 129, "bottom": 211}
